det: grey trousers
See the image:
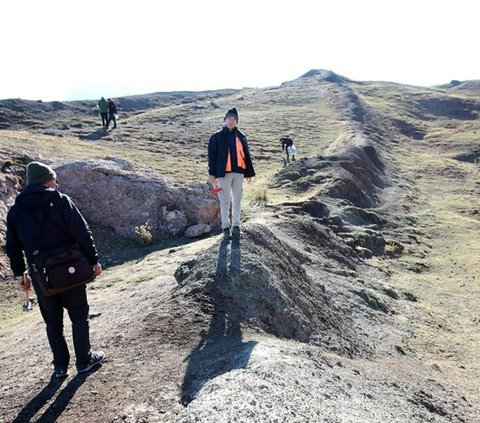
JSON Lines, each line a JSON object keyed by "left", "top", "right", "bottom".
{"left": 216, "top": 173, "right": 244, "bottom": 229}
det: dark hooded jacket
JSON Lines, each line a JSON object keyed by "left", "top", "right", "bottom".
{"left": 108, "top": 100, "right": 117, "bottom": 115}
{"left": 6, "top": 184, "right": 98, "bottom": 277}
{"left": 208, "top": 126, "right": 255, "bottom": 178}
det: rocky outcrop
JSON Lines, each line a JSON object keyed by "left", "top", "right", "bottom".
{"left": 56, "top": 158, "right": 220, "bottom": 240}
{"left": 270, "top": 134, "right": 399, "bottom": 259}
{"left": 0, "top": 158, "right": 27, "bottom": 281}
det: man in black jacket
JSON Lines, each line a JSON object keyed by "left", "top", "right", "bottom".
{"left": 208, "top": 108, "right": 255, "bottom": 240}
{"left": 6, "top": 161, "right": 104, "bottom": 378}
{"left": 280, "top": 136, "right": 293, "bottom": 163}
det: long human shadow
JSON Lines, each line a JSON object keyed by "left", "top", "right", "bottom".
{"left": 12, "top": 374, "right": 65, "bottom": 423}
{"left": 230, "top": 238, "right": 241, "bottom": 274}
{"left": 180, "top": 238, "right": 256, "bottom": 405}
{"left": 13, "top": 367, "right": 99, "bottom": 423}
{"left": 78, "top": 127, "right": 109, "bottom": 140}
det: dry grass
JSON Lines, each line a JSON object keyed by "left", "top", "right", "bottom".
{"left": 378, "top": 144, "right": 480, "bottom": 403}
{"left": 250, "top": 188, "right": 269, "bottom": 205}
{"left": 0, "top": 82, "right": 343, "bottom": 187}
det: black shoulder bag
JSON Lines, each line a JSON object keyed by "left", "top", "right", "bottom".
{"left": 31, "top": 201, "right": 96, "bottom": 297}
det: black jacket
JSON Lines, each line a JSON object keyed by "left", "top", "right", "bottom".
{"left": 208, "top": 126, "right": 255, "bottom": 178}
{"left": 6, "top": 185, "right": 99, "bottom": 276}
{"left": 108, "top": 101, "right": 117, "bottom": 115}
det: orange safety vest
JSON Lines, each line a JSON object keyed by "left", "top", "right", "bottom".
{"left": 225, "top": 136, "right": 246, "bottom": 172}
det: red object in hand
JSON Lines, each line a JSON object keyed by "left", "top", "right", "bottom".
{"left": 211, "top": 187, "right": 222, "bottom": 195}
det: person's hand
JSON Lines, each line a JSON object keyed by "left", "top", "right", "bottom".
{"left": 93, "top": 263, "right": 102, "bottom": 277}
{"left": 244, "top": 177, "right": 253, "bottom": 183}
{"left": 207, "top": 175, "right": 216, "bottom": 185}
{"left": 16, "top": 273, "right": 31, "bottom": 292}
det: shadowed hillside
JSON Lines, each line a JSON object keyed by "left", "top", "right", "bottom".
{"left": 0, "top": 70, "right": 479, "bottom": 422}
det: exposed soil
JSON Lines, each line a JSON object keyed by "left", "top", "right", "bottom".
{"left": 1, "top": 70, "right": 479, "bottom": 422}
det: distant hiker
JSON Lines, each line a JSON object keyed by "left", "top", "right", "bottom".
{"left": 107, "top": 98, "right": 117, "bottom": 129}
{"left": 5, "top": 161, "right": 105, "bottom": 378}
{"left": 280, "top": 136, "right": 293, "bottom": 163}
{"left": 280, "top": 136, "right": 293, "bottom": 152}
{"left": 208, "top": 107, "right": 255, "bottom": 240}
{"left": 288, "top": 144, "right": 297, "bottom": 162}
{"left": 97, "top": 96, "right": 108, "bottom": 127}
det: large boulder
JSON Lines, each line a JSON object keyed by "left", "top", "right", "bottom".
{"left": 56, "top": 158, "right": 220, "bottom": 240}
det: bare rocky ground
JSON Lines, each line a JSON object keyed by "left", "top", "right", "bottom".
{"left": 0, "top": 70, "right": 479, "bottom": 422}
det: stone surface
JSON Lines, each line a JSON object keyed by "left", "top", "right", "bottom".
{"left": 184, "top": 223, "right": 211, "bottom": 238}
{"left": 56, "top": 158, "right": 220, "bottom": 240}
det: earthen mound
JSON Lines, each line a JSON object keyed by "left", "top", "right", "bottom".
{"left": 173, "top": 223, "right": 366, "bottom": 356}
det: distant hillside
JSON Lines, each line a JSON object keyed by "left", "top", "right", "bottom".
{"left": 0, "top": 89, "right": 237, "bottom": 130}
{"left": 0, "top": 70, "right": 479, "bottom": 422}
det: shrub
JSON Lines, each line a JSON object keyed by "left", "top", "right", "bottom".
{"left": 384, "top": 240, "right": 404, "bottom": 256}
{"left": 356, "top": 289, "right": 390, "bottom": 313}
{"left": 135, "top": 221, "right": 154, "bottom": 246}
{"left": 383, "top": 286, "right": 400, "bottom": 299}
{"left": 252, "top": 188, "right": 268, "bottom": 205}
{"left": 404, "top": 291, "right": 419, "bottom": 302}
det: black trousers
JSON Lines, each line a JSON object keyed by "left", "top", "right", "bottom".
{"left": 107, "top": 113, "right": 116, "bottom": 128}
{"left": 33, "top": 283, "right": 91, "bottom": 368}
{"left": 100, "top": 112, "right": 108, "bottom": 126}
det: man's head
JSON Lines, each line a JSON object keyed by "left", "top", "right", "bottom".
{"left": 224, "top": 107, "right": 238, "bottom": 130}
{"left": 26, "top": 161, "right": 57, "bottom": 186}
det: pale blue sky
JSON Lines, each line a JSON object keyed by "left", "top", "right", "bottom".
{"left": 1, "top": 0, "right": 479, "bottom": 101}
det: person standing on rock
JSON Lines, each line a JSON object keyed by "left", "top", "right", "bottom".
{"left": 5, "top": 161, "right": 105, "bottom": 378}
{"left": 208, "top": 107, "right": 255, "bottom": 240}
{"left": 107, "top": 98, "right": 117, "bottom": 129}
{"left": 97, "top": 96, "right": 108, "bottom": 127}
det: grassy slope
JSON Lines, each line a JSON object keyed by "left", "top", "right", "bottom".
{"left": 352, "top": 82, "right": 480, "bottom": 402}
{"left": 1, "top": 78, "right": 479, "bottom": 403}
{"left": 0, "top": 78, "right": 342, "bottom": 321}
{"left": 390, "top": 151, "right": 480, "bottom": 403}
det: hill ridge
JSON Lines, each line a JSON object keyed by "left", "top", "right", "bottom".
{"left": 0, "top": 71, "right": 479, "bottom": 421}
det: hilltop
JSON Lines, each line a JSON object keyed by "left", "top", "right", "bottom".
{"left": 0, "top": 70, "right": 479, "bottom": 422}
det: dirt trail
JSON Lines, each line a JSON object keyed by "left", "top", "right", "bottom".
{"left": 0, "top": 237, "right": 216, "bottom": 423}
{"left": 3, "top": 218, "right": 478, "bottom": 422}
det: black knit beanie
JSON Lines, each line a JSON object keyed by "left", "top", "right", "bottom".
{"left": 26, "top": 161, "right": 57, "bottom": 185}
{"left": 224, "top": 107, "right": 239, "bottom": 122}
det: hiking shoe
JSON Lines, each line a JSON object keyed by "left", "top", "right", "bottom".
{"left": 223, "top": 227, "right": 231, "bottom": 240}
{"left": 77, "top": 351, "right": 105, "bottom": 373}
{"left": 53, "top": 365, "right": 69, "bottom": 378}
{"left": 231, "top": 226, "right": 241, "bottom": 240}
